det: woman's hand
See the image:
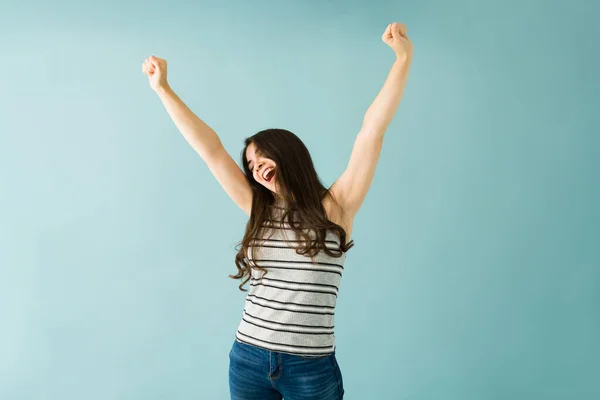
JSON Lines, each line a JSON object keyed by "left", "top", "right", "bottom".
{"left": 382, "top": 23, "right": 413, "bottom": 61}
{"left": 142, "top": 56, "right": 169, "bottom": 92}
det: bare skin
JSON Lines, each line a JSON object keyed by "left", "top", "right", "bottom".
{"left": 143, "top": 22, "right": 414, "bottom": 243}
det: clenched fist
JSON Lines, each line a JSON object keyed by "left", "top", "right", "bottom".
{"left": 382, "top": 23, "right": 413, "bottom": 61}
{"left": 142, "top": 56, "right": 168, "bottom": 91}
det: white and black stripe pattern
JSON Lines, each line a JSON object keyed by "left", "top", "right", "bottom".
{"left": 235, "top": 207, "right": 347, "bottom": 356}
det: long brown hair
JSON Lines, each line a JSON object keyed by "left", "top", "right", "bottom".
{"left": 229, "top": 128, "right": 354, "bottom": 291}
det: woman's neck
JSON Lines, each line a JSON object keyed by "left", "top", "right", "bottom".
{"left": 273, "top": 197, "right": 287, "bottom": 208}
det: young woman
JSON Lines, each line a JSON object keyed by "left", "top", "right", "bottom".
{"left": 142, "top": 22, "right": 413, "bottom": 400}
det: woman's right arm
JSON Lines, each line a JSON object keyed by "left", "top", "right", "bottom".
{"left": 143, "top": 56, "right": 253, "bottom": 216}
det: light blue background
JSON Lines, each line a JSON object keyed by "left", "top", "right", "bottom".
{"left": 1, "top": 0, "right": 598, "bottom": 399}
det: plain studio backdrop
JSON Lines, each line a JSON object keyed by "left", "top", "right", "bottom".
{"left": 1, "top": 0, "right": 598, "bottom": 399}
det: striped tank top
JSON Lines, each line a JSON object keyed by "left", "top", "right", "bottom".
{"left": 235, "top": 204, "right": 347, "bottom": 357}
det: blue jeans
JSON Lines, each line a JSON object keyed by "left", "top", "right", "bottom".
{"left": 228, "top": 339, "right": 345, "bottom": 399}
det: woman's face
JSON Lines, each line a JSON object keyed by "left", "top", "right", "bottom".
{"left": 245, "top": 142, "right": 279, "bottom": 193}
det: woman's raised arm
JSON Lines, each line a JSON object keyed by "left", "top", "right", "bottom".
{"left": 142, "top": 56, "right": 253, "bottom": 215}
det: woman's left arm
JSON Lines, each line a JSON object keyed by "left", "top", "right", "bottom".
{"left": 330, "top": 22, "right": 413, "bottom": 218}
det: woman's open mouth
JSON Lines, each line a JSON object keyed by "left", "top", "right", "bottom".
{"left": 262, "top": 168, "right": 275, "bottom": 183}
